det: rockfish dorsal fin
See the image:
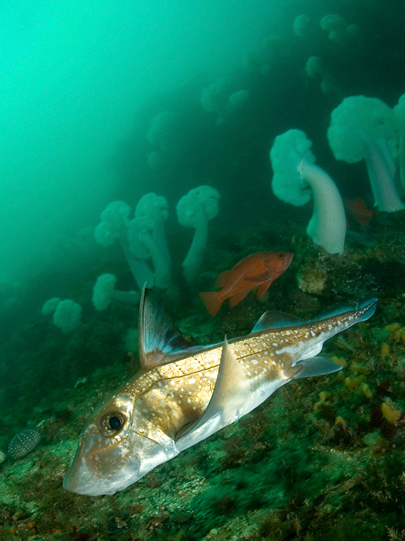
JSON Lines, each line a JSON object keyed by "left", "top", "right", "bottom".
{"left": 176, "top": 337, "right": 250, "bottom": 449}
{"left": 139, "top": 288, "right": 196, "bottom": 370}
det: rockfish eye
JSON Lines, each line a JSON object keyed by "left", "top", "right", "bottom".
{"left": 99, "top": 412, "right": 126, "bottom": 436}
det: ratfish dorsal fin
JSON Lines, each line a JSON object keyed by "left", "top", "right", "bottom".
{"left": 139, "top": 287, "right": 195, "bottom": 370}
{"left": 252, "top": 310, "right": 305, "bottom": 333}
{"left": 176, "top": 337, "right": 250, "bottom": 449}
{"left": 292, "top": 356, "right": 342, "bottom": 379}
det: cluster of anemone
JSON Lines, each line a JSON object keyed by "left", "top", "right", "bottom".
{"left": 93, "top": 187, "right": 220, "bottom": 310}
{"left": 295, "top": 13, "right": 362, "bottom": 98}
{"left": 293, "top": 12, "right": 360, "bottom": 47}
{"left": 146, "top": 111, "right": 181, "bottom": 171}
{"left": 269, "top": 93, "right": 405, "bottom": 256}
{"left": 200, "top": 77, "right": 250, "bottom": 125}
{"left": 41, "top": 297, "right": 82, "bottom": 333}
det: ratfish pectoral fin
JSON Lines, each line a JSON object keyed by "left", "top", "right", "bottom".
{"left": 176, "top": 337, "right": 250, "bottom": 451}
{"left": 292, "top": 356, "right": 343, "bottom": 379}
{"left": 139, "top": 287, "right": 208, "bottom": 370}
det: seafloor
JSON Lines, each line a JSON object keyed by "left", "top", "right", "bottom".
{"left": 2, "top": 0, "right": 405, "bottom": 539}
{"left": 1, "top": 211, "right": 405, "bottom": 541}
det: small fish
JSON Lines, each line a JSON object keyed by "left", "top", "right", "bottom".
{"left": 344, "top": 198, "right": 374, "bottom": 226}
{"left": 200, "top": 251, "right": 294, "bottom": 317}
{"left": 64, "top": 289, "right": 377, "bottom": 496}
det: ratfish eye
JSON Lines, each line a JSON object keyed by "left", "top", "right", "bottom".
{"left": 99, "top": 412, "right": 126, "bottom": 437}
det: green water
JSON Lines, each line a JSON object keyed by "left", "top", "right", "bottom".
{"left": 0, "top": 0, "right": 405, "bottom": 539}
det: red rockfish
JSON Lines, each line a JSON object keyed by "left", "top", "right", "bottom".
{"left": 344, "top": 198, "right": 374, "bottom": 226}
{"left": 200, "top": 251, "right": 294, "bottom": 317}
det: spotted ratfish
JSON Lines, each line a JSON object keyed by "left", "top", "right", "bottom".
{"left": 64, "top": 290, "right": 377, "bottom": 496}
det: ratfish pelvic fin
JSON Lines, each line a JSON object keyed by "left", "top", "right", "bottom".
{"left": 292, "top": 356, "right": 343, "bottom": 379}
